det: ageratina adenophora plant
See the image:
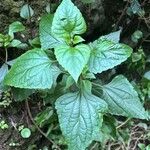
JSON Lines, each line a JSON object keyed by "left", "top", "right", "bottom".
{"left": 4, "top": 0, "right": 149, "bottom": 149}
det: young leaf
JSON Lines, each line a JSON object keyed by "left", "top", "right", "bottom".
{"left": 51, "top": 0, "right": 86, "bottom": 41}
{"left": 20, "top": 4, "right": 34, "bottom": 19}
{"left": 8, "top": 21, "right": 25, "bottom": 38}
{"left": 55, "top": 81, "right": 108, "bottom": 150}
{"left": 98, "top": 75, "right": 148, "bottom": 119}
{"left": 4, "top": 49, "right": 61, "bottom": 89}
{"left": 40, "top": 14, "right": 62, "bottom": 50}
{"left": 131, "top": 30, "right": 143, "bottom": 43}
{"left": 130, "top": 0, "right": 141, "bottom": 14}
{"left": 55, "top": 44, "right": 90, "bottom": 82}
{"left": 88, "top": 39, "right": 132, "bottom": 74}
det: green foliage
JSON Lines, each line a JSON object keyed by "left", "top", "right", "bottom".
{"left": 81, "top": 0, "right": 95, "bottom": 4}
{"left": 35, "top": 107, "right": 53, "bottom": 127}
{"left": 20, "top": 4, "right": 34, "bottom": 19}
{"left": 0, "top": 90, "right": 12, "bottom": 108}
{"left": 127, "top": 0, "right": 145, "bottom": 17}
{"left": 55, "top": 80, "right": 108, "bottom": 150}
{"left": 131, "top": 30, "right": 143, "bottom": 43}
{"left": 55, "top": 44, "right": 90, "bottom": 82}
{"left": 4, "top": 49, "right": 61, "bottom": 89}
{"left": 88, "top": 38, "right": 132, "bottom": 74}
{"left": 51, "top": 0, "right": 86, "bottom": 42}
{"left": 144, "top": 71, "right": 150, "bottom": 80}
{"left": 11, "top": 88, "right": 34, "bottom": 101}
{"left": 102, "top": 30, "right": 121, "bottom": 43}
{"left": 2, "top": 0, "right": 148, "bottom": 149}
{"left": 0, "top": 120, "right": 9, "bottom": 130}
{"left": 0, "top": 64, "right": 8, "bottom": 91}
{"left": 8, "top": 21, "right": 25, "bottom": 38}
{"left": 20, "top": 128, "right": 31, "bottom": 138}
{"left": 100, "top": 75, "right": 147, "bottom": 119}
{"left": 39, "top": 14, "right": 61, "bottom": 50}
{"left": 0, "top": 21, "right": 26, "bottom": 50}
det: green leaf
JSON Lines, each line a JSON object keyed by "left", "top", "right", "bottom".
{"left": 51, "top": 0, "right": 86, "bottom": 41}
{"left": 100, "top": 75, "right": 148, "bottom": 119}
{"left": 0, "top": 64, "right": 9, "bottom": 92}
{"left": 101, "top": 30, "right": 121, "bottom": 43}
{"left": 21, "top": 128, "right": 31, "bottom": 138}
{"left": 4, "top": 49, "right": 61, "bottom": 89}
{"left": 20, "top": 4, "right": 34, "bottom": 19}
{"left": 55, "top": 81, "right": 108, "bottom": 150}
{"left": 81, "top": 0, "right": 95, "bottom": 4}
{"left": 0, "top": 64, "right": 8, "bottom": 83}
{"left": 9, "top": 39, "right": 28, "bottom": 49}
{"left": 35, "top": 107, "right": 53, "bottom": 127}
{"left": 7, "top": 59, "right": 16, "bottom": 66}
{"left": 130, "top": 0, "right": 141, "bottom": 14}
{"left": 65, "top": 76, "right": 75, "bottom": 90}
{"left": 131, "top": 30, "right": 143, "bottom": 43}
{"left": 88, "top": 39, "right": 132, "bottom": 74}
{"left": 12, "top": 88, "right": 34, "bottom": 101}
{"left": 8, "top": 21, "right": 25, "bottom": 38}
{"left": 55, "top": 44, "right": 90, "bottom": 82}
{"left": 29, "top": 37, "right": 40, "bottom": 48}
{"left": 40, "top": 14, "right": 62, "bottom": 49}
{"left": 144, "top": 71, "right": 150, "bottom": 80}
{"left": 73, "top": 35, "right": 85, "bottom": 45}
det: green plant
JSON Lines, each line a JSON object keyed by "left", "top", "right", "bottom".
{"left": 0, "top": 90, "right": 12, "bottom": 108}
{"left": 20, "top": 127, "right": 31, "bottom": 139}
{"left": 20, "top": 4, "right": 34, "bottom": 20}
{"left": 3, "top": 0, "right": 149, "bottom": 149}
{"left": 127, "top": 0, "right": 145, "bottom": 17}
{"left": 0, "top": 21, "right": 26, "bottom": 49}
{"left": 0, "top": 120, "right": 9, "bottom": 130}
{"left": 0, "top": 21, "right": 27, "bottom": 93}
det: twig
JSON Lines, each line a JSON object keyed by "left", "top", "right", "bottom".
{"left": 132, "top": 134, "right": 143, "bottom": 150}
{"left": 27, "top": 0, "right": 31, "bottom": 24}
{"left": 141, "top": 0, "right": 148, "bottom": 6}
{"left": 141, "top": 33, "right": 150, "bottom": 45}
{"left": 90, "top": 142, "right": 99, "bottom": 150}
{"left": 116, "top": 118, "right": 131, "bottom": 129}
{"left": 114, "top": 1, "right": 130, "bottom": 30}
{"left": 25, "top": 100, "right": 61, "bottom": 150}
{"left": 26, "top": 0, "right": 33, "bottom": 38}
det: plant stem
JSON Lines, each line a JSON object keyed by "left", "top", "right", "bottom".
{"left": 27, "top": 0, "right": 33, "bottom": 38}
{"left": 25, "top": 100, "right": 61, "bottom": 150}
{"left": 92, "top": 82, "right": 103, "bottom": 88}
{"left": 27, "top": 0, "right": 31, "bottom": 24}
{"left": 49, "top": 0, "right": 52, "bottom": 13}
{"left": 0, "top": 56, "right": 8, "bottom": 65}
{"left": 5, "top": 47, "right": 8, "bottom": 63}
{"left": 114, "top": 1, "right": 129, "bottom": 30}
{"left": 116, "top": 118, "right": 131, "bottom": 129}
